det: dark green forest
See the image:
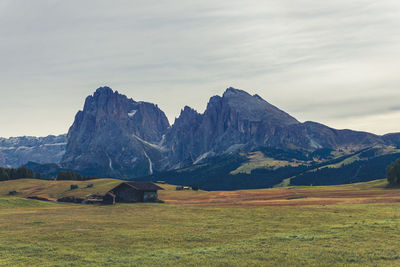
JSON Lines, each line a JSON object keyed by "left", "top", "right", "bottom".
{"left": 0, "top": 166, "right": 35, "bottom": 181}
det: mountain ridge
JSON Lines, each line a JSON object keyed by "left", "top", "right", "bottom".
{"left": 58, "top": 86, "right": 400, "bottom": 178}
{"left": 3, "top": 86, "right": 400, "bottom": 190}
{"left": 0, "top": 134, "right": 67, "bottom": 168}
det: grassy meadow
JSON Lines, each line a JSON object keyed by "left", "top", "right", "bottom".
{"left": 1, "top": 179, "right": 400, "bottom": 266}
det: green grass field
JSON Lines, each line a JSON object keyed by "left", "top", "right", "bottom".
{"left": 1, "top": 179, "right": 400, "bottom": 266}
{"left": 231, "top": 151, "right": 304, "bottom": 174}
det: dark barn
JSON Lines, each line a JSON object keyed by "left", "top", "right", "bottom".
{"left": 103, "top": 182, "right": 164, "bottom": 204}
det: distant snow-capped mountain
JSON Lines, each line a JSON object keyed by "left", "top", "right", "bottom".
{"left": 0, "top": 135, "right": 66, "bottom": 168}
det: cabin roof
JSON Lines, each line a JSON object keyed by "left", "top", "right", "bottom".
{"left": 122, "top": 181, "right": 164, "bottom": 191}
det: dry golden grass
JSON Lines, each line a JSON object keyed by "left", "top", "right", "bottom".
{"left": 1, "top": 179, "right": 400, "bottom": 266}
{"left": 2, "top": 178, "right": 399, "bottom": 207}
{"left": 0, "top": 179, "right": 121, "bottom": 199}
{"left": 160, "top": 179, "right": 400, "bottom": 206}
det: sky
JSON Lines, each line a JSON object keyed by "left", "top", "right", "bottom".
{"left": 1, "top": 0, "right": 400, "bottom": 138}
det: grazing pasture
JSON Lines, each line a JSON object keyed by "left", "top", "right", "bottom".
{"left": 1, "top": 179, "right": 400, "bottom": 266}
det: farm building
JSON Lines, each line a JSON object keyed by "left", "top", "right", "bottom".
{"left": 102, "top": 182, "right": 164, "bottom": 204}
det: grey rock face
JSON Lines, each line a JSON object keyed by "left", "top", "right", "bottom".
{"left": 61, "top": 87, "right": 170, "bottom": 177}
{"left": 164, "top": 87, "right": 386, "bottom": 168}
{"left": 165, "top": 87, "right": 303, "bottom": 167}
{"left": 21, "top": 85, "right": 397, "bottom": 179}
{"left": 0, "top": 135, "right": 66, "bottom": 168}
{"left": 165, "top": 106, "right": 203, "bottom": 168}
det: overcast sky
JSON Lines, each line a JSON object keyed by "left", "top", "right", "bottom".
{"left": 1, "top": 0, "right": 400, "bottom": 137}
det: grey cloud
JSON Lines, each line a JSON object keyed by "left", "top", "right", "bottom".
{"left": 0, "top": 0, "right": 400, "bottom": 137}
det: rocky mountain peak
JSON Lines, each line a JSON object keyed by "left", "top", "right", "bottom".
{"left": 174, "top": 106, "right": 202, "bottom": 128}
{"left": 94, "top": 86, "right": 114, "bottom": 96}
{"left": 178, "top": 106, "right": 199, "bottom": 118}
{"left": 216, "top": 87, "right": 299, "bottom": 125}
{"left": 51, "top": 85, "right": 397, "bottom": 179}
{"left": 83, "top": 87, "right": 136, "bottom": 114}
{"left": 181, "top": 105, "right": 196, "bottom": 114}
{"left": 222, "top": 87, "right": 250, "bottom": 98}
{"left": 61, "top": 87, "right": 170, "bottom": 177}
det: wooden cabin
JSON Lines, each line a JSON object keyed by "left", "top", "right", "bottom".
{"left": 103, "top": 182, "right": 164, "bottom": 204}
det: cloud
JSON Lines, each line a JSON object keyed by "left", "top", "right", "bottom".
{"left": 0, "top": 0, "right": 399, "bottom": 137}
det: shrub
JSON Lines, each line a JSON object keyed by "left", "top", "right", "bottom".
{"left": 387, "top": 159, "right": 400, "bottom": 186}
{"left": 70, "top": 184, "right": 79, "bottom": 190}
{"left": 57, "top": 171, "right": 83, "bottom": 181}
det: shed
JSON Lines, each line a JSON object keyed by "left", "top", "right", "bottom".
{"left": 103, "top": 182, "right": 164, "bottom": 204}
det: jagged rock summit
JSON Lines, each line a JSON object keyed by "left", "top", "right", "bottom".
{"left": 164, "top": 87, "right": 302, "bottom": 168}
{"left": 58, "top": 86, "right": 400, "bottom": 178}
{"left": 221, "top": 87, "right": 299, "bottom": 125}
{"left": 61, "top": 87, "right": 170, "bottom": 177}
{"left": 164, "top": 87, "right": 396, "bottom": 168}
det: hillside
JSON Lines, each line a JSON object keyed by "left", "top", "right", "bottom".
{"left": 143, "top": 146, "right": 400, "bottom": 190}
{"left": 0, "top": 179, "right": 121, "bottom": 200}
{"left": 1, "top": 178, "right": 399, "bottom": 207}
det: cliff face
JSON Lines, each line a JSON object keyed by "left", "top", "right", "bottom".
{"left": 61, "top": 87, "right": 170, "bottom": 177}
{"left": 164, "top": 106, "right": 204, "bottom": 168}
{"left": 164, "top": 87, "right": 385, "bottom": 168}
{"left": 20, "top": 85, "right": 396, "bottom": 179}
{"left": 0, "top": 134, "right": 66, "bottom": 168}
{"left": 164, "top": 88, "right": 301, "bottom": 168}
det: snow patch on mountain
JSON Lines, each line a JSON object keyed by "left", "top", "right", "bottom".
{"left": 128, "top": 110, "right": 137, "bottom": 117}
{"left": 193, "top": 151, "right": 215, "bottom": 165}
{"left": 143, "top": 151, "right": 153, "bottom": 175}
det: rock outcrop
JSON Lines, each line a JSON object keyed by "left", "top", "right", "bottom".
{"left": 164, "top": 87, "right": 384, "bottom": 168}
{"left": 61, "top": 87, "right": 170, "bottom": 177}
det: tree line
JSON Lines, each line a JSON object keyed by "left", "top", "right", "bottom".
{"left": 0, "top": 166, "right": 40, "bottom": 181}
{"left": 0, "top": 167, "right": 96, "bottom": 181}
{"left": 387, "top": 158, "right": 400, "bottom": 186}
{"left": 56, "top": 171, "right": 97, "bottom": 181}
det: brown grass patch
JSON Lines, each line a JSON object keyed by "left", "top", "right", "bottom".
{"left": 2, "top": 178, "right": 399, "bottom": 207}
{"left": 160, "top": 179, "right": 400, "bottom": 206}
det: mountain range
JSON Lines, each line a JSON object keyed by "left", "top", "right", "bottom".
{"left": 3, "top": 86, "right": 400, "bottom": 189}
{"left": 0, "top": 135, "right": 66, "bottom": 168}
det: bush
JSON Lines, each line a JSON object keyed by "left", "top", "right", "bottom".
{"left": 70, "top": 184, "right": 79, "bottom": 190}
{"left": 57, "top": 171, "right": 83, "bottom": 181}
{"left": 387, "top": 159, "right": 400, "bottom": 186}
{"left": 56, "top": 171, "right": 97, "bottom": 181}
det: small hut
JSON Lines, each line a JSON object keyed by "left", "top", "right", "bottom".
{"left": 103, "top": 182, "right": 163, "bottom": 204}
